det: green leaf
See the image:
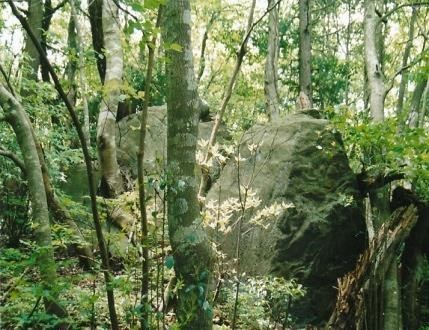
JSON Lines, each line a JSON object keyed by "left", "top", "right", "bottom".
{"left": 165, "top": 255, "right": 174, "bottom": 269}
{"left": 169, "top": 43, "right": 183, "bottom": 52}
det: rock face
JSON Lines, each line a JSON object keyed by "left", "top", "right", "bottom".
{"left": 115, "top": 105, "right": 222, "bottom": 176}
{"left": 206, "top": 112, "right": 366, "bottom": 325}
{"left": 64, "top": 108, "right": 366, "bottom": 324}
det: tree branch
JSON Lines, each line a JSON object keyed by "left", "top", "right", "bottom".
{"left": 199, "top": 0, "right": 283, "bottom": 197}
{"left": 0, "top": 146, "right": 26, "bottom": 173}
{"left": 382, "top": 2, "right": 429, "bottom": 21}
{"left": 385, "top": 52, "right": 425, "bottom": 97}
{"left": 358, "top": 170, "right": 405, "bottom": 193}
{"left": 112, "top": 0, "right": 139, "bottom": 21}
{"left": 0, "top": 63, "right": 16, "bottom": 97}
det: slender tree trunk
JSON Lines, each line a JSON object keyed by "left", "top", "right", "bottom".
{"left": 298, "top": 0, "right": 312, "bottom": 106}
{"left": 198, "top": 0, "right": 257, "bottom": 198}
{"left": 22, "top": 0, "right": 43, "bottom": 81}
{"left": 88, "top": 0, "right": 105, "bottom": 83}
{"left": 364, "top": 0, "right": 384, "bottom": 122}
{"left": 0, "top": 85, "right": 67, "bottom": 323}
{"left": 396, "top": 7, "right": 417, "bottom": 117}
{"left": 197, "top": 12, "right": 217, "bottom": 85}
{"left": 97, "top": 0, "right": 123, "bottom": 197}
{"left": 137, "top": 8, "right": 162, "bottom": 330}
{"left": 163, "top": 1, "right": 213, "bottom": 328}
{"left": 70, "top": 0, "right": 91, "bottom": 147}
{"left": 265, "top": 0, "right": 280, "bottom": 120}
{"left": 418, "top": 78, "right": 428, "bottom": 127}
{"left": 344, "top": 0, "right": 352, "bottom": 106}
{"left": 408, "top": 75, "right": 428, "bottom": 128}
{"left": 383, "top": 260, "right": 401, "bottom": 330}
{"left": 363, "top": 2, "right": 403, "bottom": 327}
{"left": 65, "top": 14, "right": 77, "bottom": 107}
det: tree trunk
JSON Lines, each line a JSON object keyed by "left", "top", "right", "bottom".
{"left": 97, "top": 0, "right": 124, "bottom": 197}
{"left": 364, "top": 0, "right": 384, "bottom": 122}
{"left": 88, "top": 0, "right": 105, "bottom": 83}
{"left": 298, "top": 0, "right": 312, "bottom": 106}
{"left": 70, "top": 0, "right": 91, "bottom": 147}
{"left": 0, "top": 85, "right": 67, "bottom": 323}
{"left": 163, "top": 1, "right": 213, "bottom": 328}
{"left": 265, "top": 0, "right": 280, "bottom": 120}
{"left": 65, "top": 14, "right": 77, "bottom": 107}
{"left": 22, "top": 0, "right": 43, "bottom": 81}
{"left": 396, "top": 7, "right": 417, "bottom": 117}
{"left": 418, "top": 78, "right": 428, "bottom": 127}
{"left": 408, "top": 75, "right": 428, "bottom": 128}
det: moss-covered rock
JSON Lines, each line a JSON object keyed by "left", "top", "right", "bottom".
{"left": 206, "top": 112, "right": 366, "bottom": 325}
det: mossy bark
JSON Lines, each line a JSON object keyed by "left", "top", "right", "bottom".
{"left": 96, "top": 0, "right": 123, "bottom": 198}
{"left": 163, "top": 1, "right": 213, "bottom": 328}
{"left": 0, "top": 85, "right": 67, "bottom": 321}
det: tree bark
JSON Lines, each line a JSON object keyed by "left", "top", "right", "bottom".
{"left": 70, "top": 0, "right": 91, "bottom": 147}
{"left": 419, "top": 78, "right": 428, "bottom": 127}
{"left": 328, "top": 205, "right": 418, "bottom": 329}
{"left": 88, "top": 0, "right": 105, "bottom": 83}
{"left": 298, "top": 0, "right": 312, "bottom": 106}
{"left": 137, "top": 7, "right": 162, "bottom": 330}
{"left": 408, "top": 75, "right": 428, "bottom": 128}
{"left": 396, "top": 7, "right": 417, "bottom": 117}
{"left": 22, "top": 0, "right": 43, "bottom": 81}
{"left": 97, "top": 0, "right": 124, "bottom": 197}
{"left": 265, "top": 0, "right": 280, "bottom": 120}
{"left": 0, "top": 85, "right": 67, "bottom": 322}
{"left": 364, "top": 0, "right": 385, "bottom": 122}
{"left": 163, "top": 1, "right": 213, "bottom": 328}
{"left": 65, "top": 13, "right": 77, "bottom": 107}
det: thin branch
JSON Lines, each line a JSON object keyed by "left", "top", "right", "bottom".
{"left": 385, "top": 53, "right": 425, "bottom": 97}
{"left": 112, "top": 0, "right": 139, "bottom": 21}
{"left": 0, "top": 146, "right": 26, "bottom": 173}
{"left": 198, "top": 0, "right": 283, "bottom": 198}
{"left": 358, "top": 170, "right": 405, "bottom": 193}
{"left": 52, "top": 0, "right": 67, "bottom": 12}
{"left": 0, "top": 63, "right": 15, "bottom": 97}
{"left": 382, "top": 2, "right": 429, "bottom": 21}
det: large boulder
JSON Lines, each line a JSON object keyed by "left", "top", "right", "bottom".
{"left": 205, "top": 111, "right": 366, "bottom": 325}
{"left": 115, "top": 105, "right": 225, "bottom": 176}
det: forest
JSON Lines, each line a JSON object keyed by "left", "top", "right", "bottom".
{"left": 0, "top": 0, "right": 428, "bottom": 329}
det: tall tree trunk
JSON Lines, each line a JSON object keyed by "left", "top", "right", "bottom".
{"left": 265, "top": 0, "right": 280, "bottom": 120}
{"left": 65, "top": 14, "right": 77, "bottom": 107}
{"left": 22, "top": 0, "right": 43, "bottom": 81}
{"left": 298, "top": 0, "right": 312, "bottom": 106}
{"left": 396, "top": 7, "right": 417, "bottom": 117}
{"left": 408, "top": 75, "right": 428, "bottom": 128}
{"left": 70, "top": 0, "right": 91, "bottom": 147}
{"left": 137, "top": 8, "right": 162, "bottom": 330}
{"left": 363, "top": 2, "right": 402, "bottom": 327}
{"left": 0, "top": 85, "right": 67, "bottom": 323}
{"left": 88, "top": 0, "right": 105, "bottom": 83}
{"left": 419, "top": 78, "right": 428, "bottom": 127}
{"left": 97, "top": 0, "right": 123, "bottom": 197}
{"left": 163, "top": 1, "right": 213, "bottom": 328}
{"left": 364, "top": 0, "right": 385, "bottom": 122}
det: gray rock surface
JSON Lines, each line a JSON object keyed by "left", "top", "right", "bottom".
{"left": 205, "top": 112, "right": 366, "bottom": 325}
